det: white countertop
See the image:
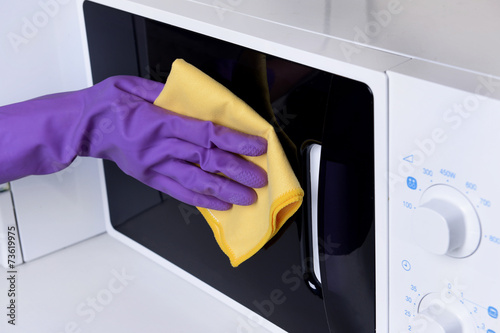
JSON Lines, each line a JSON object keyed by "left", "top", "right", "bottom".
{"left": 0, "top": 234, "right": 286, "bottom": 333}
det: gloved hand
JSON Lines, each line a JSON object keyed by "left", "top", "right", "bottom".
{"left": 0, "top": 76, "right": 268, "bottom": 210}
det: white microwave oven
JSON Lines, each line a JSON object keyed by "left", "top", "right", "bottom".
{"left": 2, "top": 1, "right": 500, "bottom": 332}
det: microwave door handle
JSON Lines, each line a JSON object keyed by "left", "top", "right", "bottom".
{"left": 300, "top": 143, "right": 323, "bottom": 297}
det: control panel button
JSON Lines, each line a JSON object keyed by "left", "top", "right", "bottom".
{"left": 411, "top": 185, "right": 481, "bottom": 258}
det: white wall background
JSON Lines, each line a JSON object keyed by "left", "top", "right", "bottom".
{"left": 0, "top": 0, "right": 89, "bottom": 104}
{"left": 0, "top": 0, "right": 106, "bottom": 262}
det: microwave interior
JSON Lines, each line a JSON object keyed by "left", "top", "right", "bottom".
{"left": 84, "top": 2, "right": 375, "bottom": 332}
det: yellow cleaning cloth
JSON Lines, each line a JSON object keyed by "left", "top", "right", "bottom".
{"left": 154, "top": 59, "right": 303, "bottom": 267}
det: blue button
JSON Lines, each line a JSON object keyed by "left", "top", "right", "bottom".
{"left": 488, "top": 306, "right": 498, "bottom": 319}
{"left": 407, "top": 177, "right": 417, "bottom": 190}
{"left": 487, "top": 329, "right": 495, "bottom": 333}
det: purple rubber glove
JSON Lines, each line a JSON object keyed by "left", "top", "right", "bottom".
{"left": 0, "top": 76, "right": 268, "bottom": 210}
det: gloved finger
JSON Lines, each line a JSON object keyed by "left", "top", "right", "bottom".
{"left": 156, "top": 159, "right": 258, "bottom": 206}
{"left": 152, "top": 108, "right": 268, "bottom": 157}
{"left": 154, "top": 138, "right": 267, "bottom": 188}
{"left": 145, "top": 173, "right": 233, "bottom": 210}
{"left": 106, "top": 76, "right": 267, "bottom": 157}
{"left": 109, "top": 76, "right": 165, "bottom": 103}
{"left": 209, "top": 124, "right": 268, "bottom": 157}
{"left": 197, "top": 147, "right": 268, "bottom": 188}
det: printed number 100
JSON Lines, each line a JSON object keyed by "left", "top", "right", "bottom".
{"left": 403, "top": 201, "right": 413, "bottom": 209}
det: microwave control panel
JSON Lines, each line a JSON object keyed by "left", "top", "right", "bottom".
{"left": 388, "top": 61, "right": 500, "bottom": 333}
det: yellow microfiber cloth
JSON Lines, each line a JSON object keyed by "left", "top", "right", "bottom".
{"left": 154, "top": 59, "right": 303, "bottom": 267}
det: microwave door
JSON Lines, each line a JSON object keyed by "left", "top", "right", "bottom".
{"left": 83, "top": 2, "right": 381, "bottom": 331}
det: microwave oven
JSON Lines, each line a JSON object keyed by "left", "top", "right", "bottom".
{"left": 4, "top": 1, "right": 500, "bottom": 332}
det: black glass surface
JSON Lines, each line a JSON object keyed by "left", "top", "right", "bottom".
{"left": 318, "top": 78, "right": 375, "bottom": 332}
{"left": 84, "top": 2, "right": 375, "bottom": 332}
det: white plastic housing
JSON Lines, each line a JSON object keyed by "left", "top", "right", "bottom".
{"left": 388, "top": 60, "right": 500, "bottom": 332}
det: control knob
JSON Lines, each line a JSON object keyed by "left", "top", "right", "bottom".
{"left": 414, "top": 293, "right": 475, "bottom": 333}
{"left": 411, "top": 185, "right": 481, "bottom": 257}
